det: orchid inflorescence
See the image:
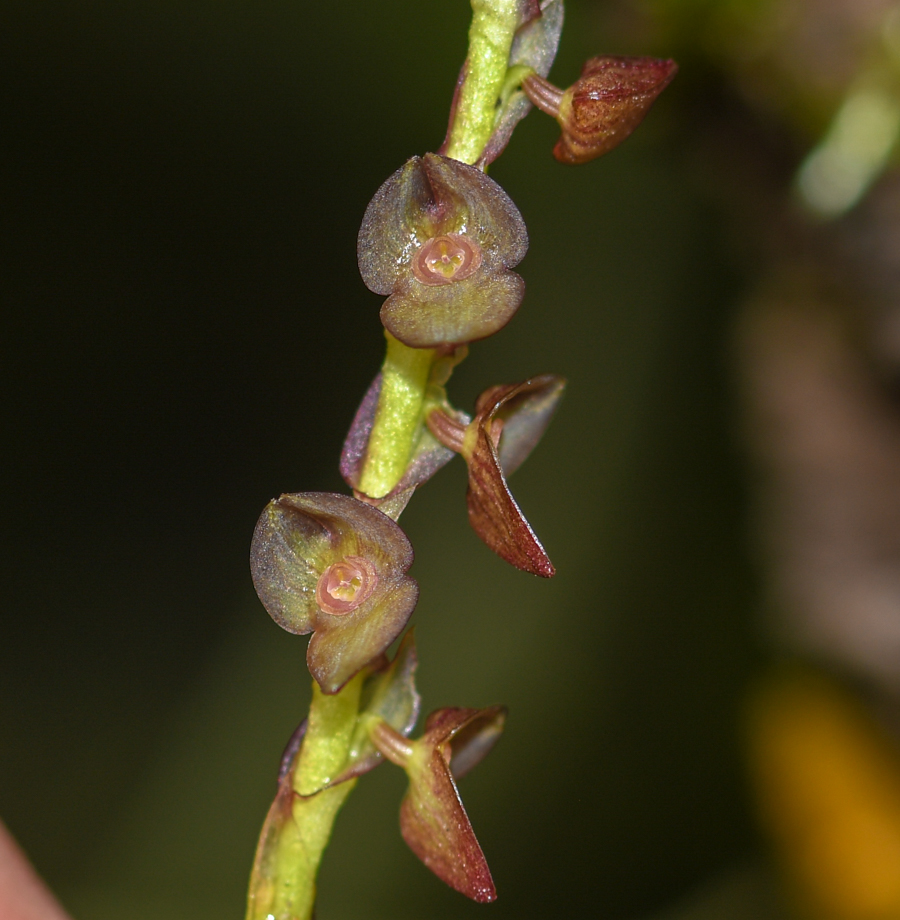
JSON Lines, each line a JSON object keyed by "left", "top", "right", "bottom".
{"left": 245, "top": 2, "right": 674, "bottom": 917}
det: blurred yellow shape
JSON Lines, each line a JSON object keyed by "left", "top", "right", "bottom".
{"left": 796, "top": 85, "right": 900, "bottom": 219}
{"left": 747, "top": 671, "right": 900, "bottom": 920}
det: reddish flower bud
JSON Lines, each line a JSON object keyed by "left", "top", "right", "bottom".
{"left": 358, "top": 154, "right": 528, "bottom": 348}
{"left": 250, "top": 492, "right": 418, "bottom": 694}
{"left": 370, "top": 706, "right": 507, "bottom": 903}
{"left": 428, "top": 375, "right": 565, "bottom": 577}
{"left": 523, "top": 55, "right": 677, "bottom": 164}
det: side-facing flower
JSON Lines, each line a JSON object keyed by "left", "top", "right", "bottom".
{"left": 428, "top": 375, "right": 565, "bottom": 577}
{"left": 357, "top": 153, "right": 528, "bottom": 348}
{"left": 250, "top": 492, "right": 418, "bottom": 694}
{"left": 370, "top": 706, "right": 507, "bottom": 903}
{"left": 523, "top": 55, "right": 678, "bottom": 164}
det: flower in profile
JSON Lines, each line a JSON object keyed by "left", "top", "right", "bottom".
{"left": 370, "top": 706, "right": 507, "bottom": 902}
{"left": 357, "top": 153, "right": 528, "bottom": 348}
{"left": 523, "top": 55, "right": 678, "bottom": 164}
{"left": 427, "top": 375, "right": 565, "bottom": 577}
{"left": 250, "top": 492, "right": 418, "bottom": 694}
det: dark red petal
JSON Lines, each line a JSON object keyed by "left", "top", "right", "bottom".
{"left": 398, "top": 706, "right": 506, "bottom": 903}
{"left": 466, "top": 417, "right": 555, "bottom": 577}
{"left": 476, "top": 374, "right": 565, "bottom": 476}
{"left": 399, "top": 755, "right": 497, "bottom": 903}
{"left": 445, "top": 706, "right": 507, "bottom": 779}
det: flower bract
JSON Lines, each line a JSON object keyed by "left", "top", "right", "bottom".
{"left": 305, "top": 629, "right": 421, "bottom": 794}
{"left": 477, "top": 0, "right": 565, "bottom": 166}
{"left": 341, "top": 360, "right": 472, "bottom": 515}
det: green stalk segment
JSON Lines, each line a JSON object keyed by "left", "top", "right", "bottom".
{"left": 358, "top": 333, "right": 436, "bottom": 499}
{"left": 358, "top": 1, "right": 522, "bottom": 500}
{"left": 446, "top": 0, "right": 522, "bottom": 165}
{"left": 253, "top": 675, "right": 364, "bottom": 920}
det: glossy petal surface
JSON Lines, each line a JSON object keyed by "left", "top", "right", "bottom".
{"left": 358, "top": 154, "right": 528, "bottom": 347}
{"left": 383, "top": 270, "right": 526, "bottom": 349}
{"left": 480, "top": 373, "right": 565, "bottom": 476}
{"left": 307, "top": 578, "right": 418, "bottom": 694}
{"left": 250, "top": 492, "right": 418, "bottom": 693}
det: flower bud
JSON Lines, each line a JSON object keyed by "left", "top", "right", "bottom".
{"left": 250, "top": 492, "right": 418, "bottom": 694}
{"left": 523, "top": 55, "right": 677, "bottom": 164}
{"left": 357, "top": 154, "right": 528, "bottom": 348}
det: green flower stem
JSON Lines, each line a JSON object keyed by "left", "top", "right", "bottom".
{"left": 256, "top": 674, "right": 364, "bottom": 920}
{"left": 358, "top": 333, "right": 436, "bottom": 499}
{"left": 256, "top": 4, "right": 526, "bottom": 915}
{"left": 446, "top": 0, "right": 522, "bottom": 164}
{"left": 295, "top": 673, "right": 364, "bottom": 794}
{"left": 357, "top": 0, "right": 522, "bottom": 500}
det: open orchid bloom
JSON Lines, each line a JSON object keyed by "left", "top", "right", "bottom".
{"left": 357, "top": 154, "right": 528, "bottom": 348}
{"left": 370, "top": 706, "right": 507, "bottom": 903}
{"left": 428, "top": 375, "right": 565, "bottom": 577}
{"left": 340, "top": 369, "right": 471, "bottom": 517}
{"left": 523, "top": 55, "right": 677, "bottom": 164}
{"left": 250, "top": 492, "right": 418, "bottom": 694}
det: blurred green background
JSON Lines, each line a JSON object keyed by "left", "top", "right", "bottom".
{"left": 1, "top": 1, "right": 766, "bottom": 917}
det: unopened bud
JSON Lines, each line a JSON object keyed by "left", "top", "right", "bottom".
{"left": 524, "top": 56, "right": 677, "bottom": 164}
